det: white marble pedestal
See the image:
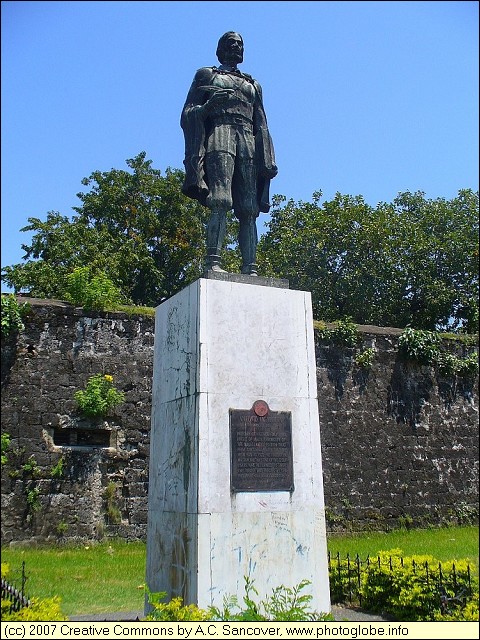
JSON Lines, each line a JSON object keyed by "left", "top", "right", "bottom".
{"left": 145, "top": 276, "right": 330, "bottom": 614}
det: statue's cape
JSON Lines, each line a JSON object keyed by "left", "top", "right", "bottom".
{"left": 180, "top": 66, "right": 277, "bottom": 213}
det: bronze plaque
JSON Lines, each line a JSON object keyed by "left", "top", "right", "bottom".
{"left": 230, "top": 402, "right": 294, "bottom": 492}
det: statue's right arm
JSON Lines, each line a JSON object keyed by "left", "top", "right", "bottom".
{"left": 181, "top": 68, "right": 214, "bottom": 122}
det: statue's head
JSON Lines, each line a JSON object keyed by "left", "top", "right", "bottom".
{"left": 216, "top": 32, "right": 244, "bottom": 65}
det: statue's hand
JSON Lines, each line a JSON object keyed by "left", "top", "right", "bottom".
{"left": 200, "top": 87, "right": 234, "bottom": 114}
{"left": 261, "top": 164, "right": 278, "bottom": 179}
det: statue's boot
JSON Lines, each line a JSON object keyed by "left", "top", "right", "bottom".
{"left": 239, "top": 215, "right": 258, "bottom": 276}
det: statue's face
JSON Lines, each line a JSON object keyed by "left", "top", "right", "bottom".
{"left": 219, "top": 33, "right": 243, "bottom": 65}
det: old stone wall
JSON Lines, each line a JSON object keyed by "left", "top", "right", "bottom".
{"left": 1, "top": 298, "right": 478, "bottom": 544}
{"left": 1, "top": 299, "right": 153, "bottom": 544}
{"left": 315, "top": 328, "right": 478, "bottom": 531}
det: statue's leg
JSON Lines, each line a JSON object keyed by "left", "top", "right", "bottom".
{"left": 233, "top": 135, "right": 259, "bottom": 276}
{"left": 205, "top": 148, "right": 235, "bottom": 272}
{"left": 205, "top": 209, "right": 227, "bottom": 272}
{"left": 238, "top": 214, "right": 258, "bottom": 276}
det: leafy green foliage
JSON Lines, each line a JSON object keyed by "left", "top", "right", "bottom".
{"left": 103, "top": 481, "right": 122, "bottom": 524}
{"left": 26, "top": 487, "right": 41, "bottom": 512}
{"left": 22, "top": 456, "right": 40, "bottom": 477}
{"left": 2, "top": 155, "right": 477, "bottom": 330}
{"left": 50, "top": 457, "right": 65, "bottom": 479}
{"left": 1, "top": 596, "right": 68, "bottom": 621}
{"left": 399, "top": 327, "right": 478, "bottom": 376}
{"left": 146, "top": 578, "right": 333, "bottom": 621}
{"left": 354, "top": 347, "right": 375, "bottom": 369}
{"left": 432, "top": 593, "right": 479, "bottom": 621}
{"left": 330, "top": 548, "right": 478, "bottom": 622}
{"left": 398, "top": 327, "right": 441, "bottom": 365}
{"left": 457, "top": 352, "right": 479, "bottom": 377}
{"left": 208, "top": 577, "right": 333, "bottom": 621}
{"left": 1, "top": 153, "right": 208, "bottom": 306}
{"left": 146, "top": 591, "right": 210, "bottom": 621}
{"left": 316, "top": 318, "right": 359, "bottom": 347}
{"left": 63, "top": 266, "right": 124, "bottom": 310}
{"left": 1, "top": 432, "right": 11, "bottom": 465}
{"left": 258, "top": 189, "right": 479, "bottom": 332}
{"left": 74, "top": 374, "right": 125, "bottom": 418}
{"left": 1, "top": 294, "right": 30, "bottom": 336}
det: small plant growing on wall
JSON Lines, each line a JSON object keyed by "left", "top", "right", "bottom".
{"left": 354, "top": 347, "right": 375, "bottom": 369}
{"left": 398, "top": 327, "right": 441, "bottom": 365}
{"left": 399, "top": 327, "right": 478, "bottom": 376}
{"left": 56, "top": 521, "right": 69, "bottom": 536}
{"left": 1, "top": 432, "right": 11, "bottom": 465}
{"left": 317, "top": 318, "right": 359, "bottom": 347}
{"left": 50, "top": 456, "right": 65, "bottom": 479}
{"left": 103, "top": 481, "right": 122, "bottom": 524}
{"left": 1, "top": 294, "right": 30, "bottom": 336}
{"left": 74, "top": 374, "right": 125, "bottom": 418}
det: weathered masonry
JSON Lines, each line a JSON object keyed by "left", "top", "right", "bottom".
{"left": 1, "top": 298, "right": 478, "bottom": 543}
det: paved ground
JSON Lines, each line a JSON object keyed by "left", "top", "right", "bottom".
{"left": 70, "top": 606, "right": 393, "bottom": 622}
{"left": 331, "top": 605, "right": 394, "bottom": 622}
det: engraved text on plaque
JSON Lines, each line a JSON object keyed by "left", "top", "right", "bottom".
{"left": 230, "top": 402, "right": 293, "bottom": 492}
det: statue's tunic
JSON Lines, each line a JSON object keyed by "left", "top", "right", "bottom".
{"left": 181, "top": 66, "right": 277, "bottom": 214}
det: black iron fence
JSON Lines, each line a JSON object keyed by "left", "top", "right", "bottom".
{"left": 1, "top": 561, "right": 30, "bottom": 613}
{"left": 328, "top": 551, "right": 474, "bottom": 615}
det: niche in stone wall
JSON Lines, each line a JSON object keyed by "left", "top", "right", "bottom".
{"left": 44, "top": 415, "right": 119, "bottom": 450}
{"left": 52, "top": 427, "right": 113, "bottom": 448}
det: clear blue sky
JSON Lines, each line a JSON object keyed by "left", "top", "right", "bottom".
{"left": 2, "top": 1, "right": 478, "bottom": 283}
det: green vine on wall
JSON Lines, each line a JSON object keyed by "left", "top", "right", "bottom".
{"left": 399, "top": 327, "right": 478, "bottom": 376}
{"left": 1, "top": 294, "right": 30, "bottom": 337}
{"left": 316, "top": 321, "right": 478, "bottom": 378}
{"left": 1, "top": 432, "right": 11, "bottom": 465}
{"left": 50, "top": 456, "right": 65, "bottom": 479}
{"left": 316, "top": 318, "right": 360, "bottom": 348}
{"left": 354, "top": 347, "right": 375, "bottom": 369}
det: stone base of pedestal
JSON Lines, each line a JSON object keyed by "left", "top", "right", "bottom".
{"left": 145, "top": 277, "right": 330, "bottom": 613}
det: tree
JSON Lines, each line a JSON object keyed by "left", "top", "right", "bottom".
{"left": 2, "top": 153, "right": 209, "bottom": 306}
{"left": 3, "top": 153, "right": 477, "bottom": 330}
{"left": 257, "top": 189, "right": 479, "bottom": 332}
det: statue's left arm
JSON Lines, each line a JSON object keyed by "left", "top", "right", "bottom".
{"left": 252, "top": 80, "right": 278, "bottom": 212}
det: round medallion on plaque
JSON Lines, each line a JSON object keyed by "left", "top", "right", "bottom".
{"left": 253, "top": 400, "right": 269, "bottom": 417}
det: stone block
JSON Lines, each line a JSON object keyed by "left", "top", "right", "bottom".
{"left": 146, "top": 277, "right": 330, "bottom": 612}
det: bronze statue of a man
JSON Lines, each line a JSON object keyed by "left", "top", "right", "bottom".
{"left": 181, "top": 32, "right": 278, "bottom": 275}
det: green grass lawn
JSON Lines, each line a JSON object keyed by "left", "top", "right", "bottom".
{"left": 1, "top": 540, "right": 147, "bottom": 616}
{"left": 1, "top": 526, "right": 478, "bottom": 617}
{"left": 327, "top": 525, "right": 479, "bottom": 572}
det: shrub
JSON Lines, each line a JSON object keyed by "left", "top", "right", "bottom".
{"left": 1, "top": 596, "right": 68, "bottom": 621}
{"left": 457, "top": 352, "right": 479, "bottom": 377}
{"left": 1, "top": 294, "right": 30, "bottom": 336}
{"left": 63, "top": 266, "right": 123, "bottom": 310}
{"left": 359, "top": 549, "right": 477, "bottom": 621}
{"left": 433, "top": 592, "right": 479, "bottom": 621}
{"left": 145, "top": 591, "right": 210, "bottom": 621}
{"left": 209, "top": 577, "right": 333, "bottom": 621}
{"left": 145, "top": 579, "right": 334, "bottom": 622}
{"left": 74, "top": 373, "right": 125, "bottom": 418}
{"left": 398, "top": 328, "right": 441, "bottom": 365}
{"left": 399, "top": 327, "right": 478, "bottom": 376}
{"left": 317, "top": 318, "right": 359, "bottom": 347}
